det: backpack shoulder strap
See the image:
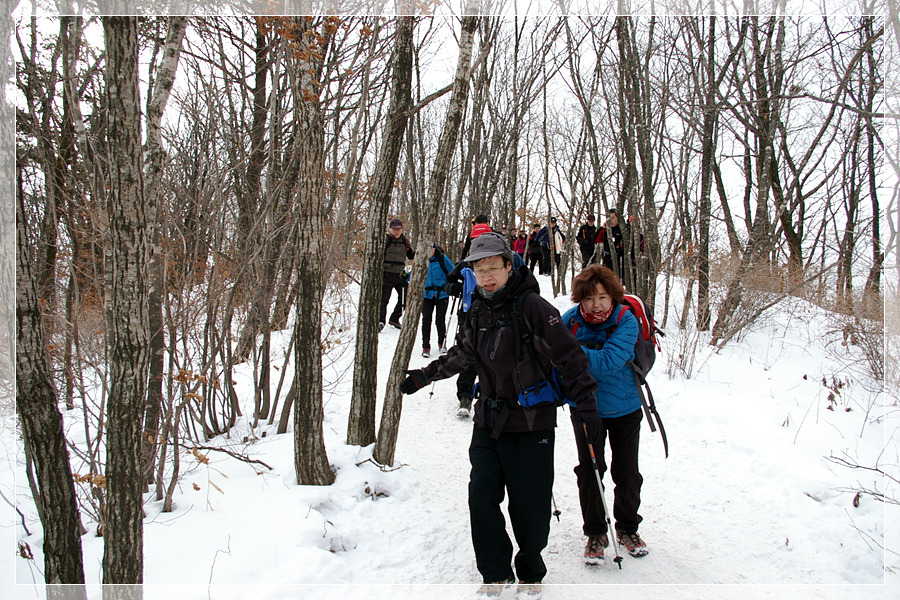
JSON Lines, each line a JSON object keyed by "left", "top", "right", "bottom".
{"left": 512, "top": 290, "right": 552, "bottom": 376}
{"left": 438, "top": 255, "right": 451, "bottom": 276}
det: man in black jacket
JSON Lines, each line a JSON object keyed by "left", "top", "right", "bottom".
{"left": 400, "top": 233, "right": 603, "bottom": 599}
{"left": 381, "top": 218, "right": 415, "bottom": 330}
{"left": 576, "top": 214, "right": 597, "bottom": 269}
{"left": 595, "top": 209, "right": 624, "bottom": 276}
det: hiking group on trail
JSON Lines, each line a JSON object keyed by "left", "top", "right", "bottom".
{"left": 380, "top": 213, "right": 660, "bottom": 600}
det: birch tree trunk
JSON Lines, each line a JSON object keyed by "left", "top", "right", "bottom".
{"left": 374, "top": 7, "right": 479, "bottom": 466}
{"left": 143, "top": 15, "right": 187, "bottom": 490}
{"left": 101, "top": 16, "right": 150, "bottom": 591}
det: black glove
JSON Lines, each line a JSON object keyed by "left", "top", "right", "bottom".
{"left": 399, "top": 369, "right": 428, "bottom": 395}
{"left": 577, "top": 411, "right": 604, "bottom": 446}
{"left": 443, "top": 282, "right": 462, "bottom": 297}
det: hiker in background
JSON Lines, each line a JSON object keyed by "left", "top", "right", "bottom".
{"left": 512, "top": 230, "right": 527, "bottom": 262}
{"left": 400, "top": 232, "right": 604, "bottom": 599}
{"left": 551, "top": 217, "right": 565, "bottom": 271}
{"left": 595, "top": 209, "right": 625, "bottom": 277}
{"left": 561, "top": 264, "right": 648, "bottom": 564}
{"left": 527, "top": 223, "right": 542, "bottom": 273}
{"left": 462, "top": 214, "right": 494, "bottom": 258}
{"left": 381, "top": 218, "right": 415, "bottom": 331}
{"left": 576, "top": 214, "right": 597, "bottom": 269}
{"left": 421, "top": 244, "right": 455, "bottom": 358}
{"left": 536, "top": 218, "right": 565, "bottom": 274}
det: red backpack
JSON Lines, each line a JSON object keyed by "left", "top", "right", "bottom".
{"left": 619, "top": 293, "right": 662, "bottom": 381}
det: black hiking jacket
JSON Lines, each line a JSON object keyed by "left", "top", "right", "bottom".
{"left": 421, "top": 266, "right": 599, "bottom": 434}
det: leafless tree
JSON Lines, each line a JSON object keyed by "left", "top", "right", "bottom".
{"left": 346, "top": 16, "right": 415, "bottom": 448}
{"left": 16, "top": 165, "right": 87, "bottom": 590}
{"left": 101, "top": 15, "right": 150, "bottom": 589}
{"left": 375, "top": 5, "right": 480, "bottom": 465}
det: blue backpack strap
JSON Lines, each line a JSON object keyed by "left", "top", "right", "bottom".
{"left": 461, "top": 267, "right": 477, "bottom": 312}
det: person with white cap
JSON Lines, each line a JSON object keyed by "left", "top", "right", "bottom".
{"left": 399, "top": 232, "right": 603, "bottom": 600}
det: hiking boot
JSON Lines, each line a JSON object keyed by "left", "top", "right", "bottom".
{"left": 584, "top": 533, "right": 608, "bottom": 565}
{"left": 378, "top": 322, "right": 385, "bottom": 332}
{"left": 616, "top": 531, "right": 648, "bottom": 557}
{"left": 475, "top": 576, "right": 514, "bottom": 599}
{"left": 422, "top": 348, "right": 430, "bottom": 358}
{"left": 457, "top": 393, "right": 472, "bottom": 418}
{"left": 516, "top": 581, "right": 542, "bottom": 600}
{"left": 439, "top": 342, "right": 448, "bottom": 355}
{"left": 388, "top": 319, "right": 402, "bottom": 329}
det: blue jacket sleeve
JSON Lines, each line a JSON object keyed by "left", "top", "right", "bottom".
{"left": 583, "top": 309, "right": 638, "bottom": 373}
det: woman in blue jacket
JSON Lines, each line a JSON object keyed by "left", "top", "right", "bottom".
{"left": 421, "top": 244, "right": 455, "bottom": 358}
{"left": 561, "top": 264, "right": 648, "bottom": 564}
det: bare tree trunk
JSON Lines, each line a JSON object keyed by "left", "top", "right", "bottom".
{"left": 101, "top": 16, "right": 150, "bottom": 589}
{"left": 695, "top": 16, "right": 716, "bottom": 331}
{"left": 374, "top": 9, "right": 478, "bottom": 466}
{"left": 348, "top": 15, "right": 415, "bottom": 448}
{"left": 16, "top": 164, "right": 87, "bottom": 590}
{"left": 290, "top": 16, "right": 335, "bottom": 486}
{"left": 861, "top": 16, "right": 883, "bottom": 313}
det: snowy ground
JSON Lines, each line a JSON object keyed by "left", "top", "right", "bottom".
{"left": 4, "top": 274, "right": 898, "bottom": 600}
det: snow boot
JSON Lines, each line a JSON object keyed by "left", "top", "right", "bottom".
{"left": 475, "top": 576, "right": 514, "bottom": 599}
{"left": 584, "top": 533, "right": 608, "bottom": 565}
{"left": 422, "top": 348, "right": 430, "bottom": 358}
{"left": 516, "top": 581, "right": 542, "bottom": 600}
{"left": 378, "top": 322, "right": 385, "bottom": 332}
{"left": 616, "top": 531, "right": 648, "bottom": 557}
{"left": 389, "top": 318, "right": 402, "bottom": 329}
{"left": 457, "top": 393, "right": 473, "bottom": 418}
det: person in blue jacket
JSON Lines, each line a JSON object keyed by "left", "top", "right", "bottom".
{"left": 562, "top": 264, "right": 649, "bottom": 564}
{"left": 421, "top": 244, "right": 455, "bottom": 358}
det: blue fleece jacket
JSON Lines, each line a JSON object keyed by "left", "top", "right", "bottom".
{"left": 561, "top": 303, "right": 642, "bottom": 418}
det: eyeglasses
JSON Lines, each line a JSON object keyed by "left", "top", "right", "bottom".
{"left": 473, "top": 266, "right": 506, "bottom": 279}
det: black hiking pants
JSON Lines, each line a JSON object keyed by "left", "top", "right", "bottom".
{"left": 421, "top": 296, "right": 449, "bottom": 350}
{"left": 527, "top": 251, "right": 541, "bottom": 272}
{"left": 380, "top": 272, "right": 405, "bottom": 324}
{"left": 539, "top": 247, "right": 551, "bottom": 274}
{"left": 571, "top": 408, "right": 643, "bottom": 536}
{"left": 456, "top": 363, "right": 477, "bottom": 405}
{"left": 580, "top": 244, "right": 595, "bottom": 269}
{"left": 468, "top": 426, "right": 554, "bottom": 583}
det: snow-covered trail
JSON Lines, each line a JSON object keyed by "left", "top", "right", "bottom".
{"left": 7, "top": 274, "right": 894, "bottom": 600}
{"left": 346, "top": 274, "right": 890, "bottom": 596}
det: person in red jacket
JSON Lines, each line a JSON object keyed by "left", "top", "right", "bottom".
{"left": 512, "top": 230, "right": 528, "bottom": 260}
{"left": 462, "top": 214, "right": 494, "bottom": 258}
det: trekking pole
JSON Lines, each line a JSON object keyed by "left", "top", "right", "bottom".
{"left": 551, "top": 493, "right": 561, "bottom": 521}
{"left": 582, "top": 423, "right": 624, "bottom": 569}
